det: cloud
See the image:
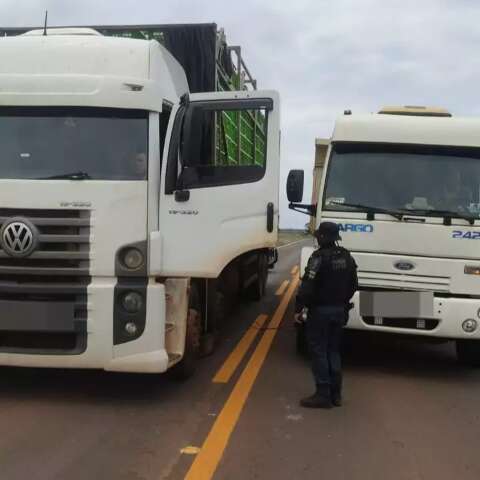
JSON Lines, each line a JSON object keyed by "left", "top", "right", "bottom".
{"left": 1, "top": 0, "right": 480, "bottom": 227}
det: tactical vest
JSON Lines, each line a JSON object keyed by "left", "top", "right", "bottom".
{"left": 306, "top": 246, "right": 357, "bottom": 307}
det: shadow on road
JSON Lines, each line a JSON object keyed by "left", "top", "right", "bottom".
{"left": 291, "top": 322, "right": 478, "bottom": 384}
{"left": 0, "top": 366, "right": 184, "bottom": 406}
{"left": 342, "top": 330, "right": 477, "bottom": 383}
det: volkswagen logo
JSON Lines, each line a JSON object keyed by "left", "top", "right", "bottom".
{"left": 394, "top": 260, "right": 415, "bottom": 271}
{"left": 0, "top": 218, "right": 38, "bottom": 257}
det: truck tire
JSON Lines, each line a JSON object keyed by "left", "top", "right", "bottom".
{"left": 172, "top": 288, "right": 202, "bottom": 380}
{"left": 246, "top": 253, "right": 268, "bottom": 301}
{"left": 200, "top": 279, "right": 226, "bottom": 357}
{"left": 456, "top": 339, "right": 480, "bottom": 367}
{"left": 201, "top": 288, "right": 225, "bottom": 356}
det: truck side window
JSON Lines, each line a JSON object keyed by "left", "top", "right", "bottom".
{"left": 177, "top": 100, "right": 270, "bottom": 189}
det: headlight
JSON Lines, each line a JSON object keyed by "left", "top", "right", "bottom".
{"left": 122, "top": 291, "right": 143, "bottom": 313}
{"left": 122, "top": 248, "right": 144, "bottom": 270}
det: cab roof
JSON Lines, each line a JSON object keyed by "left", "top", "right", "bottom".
{"left": 332, "top": 112, "right": 480, "bottom": 148}
{"left": 0, "top": 30, "right": 189, "bottom": 110}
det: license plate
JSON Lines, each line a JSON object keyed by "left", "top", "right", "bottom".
{"left": 0, "top": 300, "right": 74, "bottom": 332}
{"left": 359, "top": 291, "right": 434, "bottom": 318}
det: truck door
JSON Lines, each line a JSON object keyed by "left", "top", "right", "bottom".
{"left": 158, "top": 90, "right": 280, "bottom": 277}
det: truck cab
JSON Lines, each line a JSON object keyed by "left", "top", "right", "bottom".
{"left": 288, "top": 106, "right": 480, "bottom": 366}
{"left": 0, "top": 27, "right": 280, "bottom": 375}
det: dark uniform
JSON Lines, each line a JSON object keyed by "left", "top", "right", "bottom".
{"left": 295, "top": 222, "right": 358, "bottom": 409}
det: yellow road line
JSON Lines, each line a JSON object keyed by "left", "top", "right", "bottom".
{"left": 291, "top": 265, "right": 299, "bottom": 276}
{"left": 212, "top": 314, "right": 268, "bottom": 384}
{"left": 275, "top": 279, "right": 290, "bottom": 296}
{"left": 185, "top": 275, "right": 300, "bottom": 480}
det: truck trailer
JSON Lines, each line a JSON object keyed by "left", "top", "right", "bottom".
{"left": 288, "top": 105, "right": 480, "bottom": 366}
{"left": 0, "top": 24, "right": 280, "bottom": 376}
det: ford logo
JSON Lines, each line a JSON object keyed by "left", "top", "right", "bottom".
{"left": 394, "top": 261, "right": 415, "bottom": 271}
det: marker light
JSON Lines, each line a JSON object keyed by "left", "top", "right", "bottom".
{"left": 123, "top": 83, "right": 144, "bottom": 92}
{"left": 462, "top": 319, "right": 478, "bottom": 333}
{"left": 464, "top": 265, "right": 480, "bottom": 275}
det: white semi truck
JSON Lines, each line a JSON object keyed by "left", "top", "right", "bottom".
{"left": 0, "top": 26, "right": 280, "bottom": 376}
{"left": 288, "top": 106, "right": 480, "bottom": 366}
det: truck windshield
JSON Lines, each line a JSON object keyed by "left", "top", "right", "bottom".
{"left": 323, "top": 142, "right": 480, "bottom": 219}
{"left": 0, "top": 107, "right": 148, "bottom": 180}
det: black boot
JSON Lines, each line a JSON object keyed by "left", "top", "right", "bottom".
{"left": 331, "top": 389, "right": 342, "bottom": 407}
{"left": 300, "top": 385, "right": 332, "bottom": 409}
{"left": 331, "top": 378, "right": 343, "bottom": 407}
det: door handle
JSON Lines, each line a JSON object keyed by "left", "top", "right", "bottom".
{"left": 175, "top": 190, "right": 190, "bottom": 202}
{"left": 267, "top": 202, "right": 274, "bottom": 232}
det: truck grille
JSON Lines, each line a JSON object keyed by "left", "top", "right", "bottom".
{"left": 0, "top": 208, "right": 91, "bottom": 353}
{"left": 358, "top": 270, "right": 450, "bottom": 292}
{"left": 0, "top": 208, "right": 91, "bottom": 282}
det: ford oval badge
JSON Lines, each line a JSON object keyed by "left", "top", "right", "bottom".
{"left": 394, "top": 261, "right": 415, "bottom": 271}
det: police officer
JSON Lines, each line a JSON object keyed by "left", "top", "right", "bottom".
{"left": 295, "top": 221, "right": 358, "bottom": 409}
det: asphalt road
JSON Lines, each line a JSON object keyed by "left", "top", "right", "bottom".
{"left": 1, "top": 239, "right": 480, "bottom": 480}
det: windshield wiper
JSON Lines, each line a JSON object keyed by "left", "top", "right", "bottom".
{"left": 39, "top": 171, "right": 92, "bottom": 180}
{"left": 331, "top": 201, "right": 404, "bottom": 220}
{"left": 404, "top": 208, "right": 476, "bottom": 225}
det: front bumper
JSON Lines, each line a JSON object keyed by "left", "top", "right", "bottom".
{"left": 347, "top": 290, "right": 480, "bottom": 340}
{"left": 0, "top": 279, "right": 169, "bottom": 373}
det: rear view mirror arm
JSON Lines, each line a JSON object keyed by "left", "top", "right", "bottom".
{"left": 288, "top": 202, "right": 317, "bottom": 216}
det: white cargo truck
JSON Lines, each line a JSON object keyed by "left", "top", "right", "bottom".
{"left": 0, "top": 26, "right": 280, "bottom": 376}
{"left": 287, "top": 106, "right": 480, "bottom": 366}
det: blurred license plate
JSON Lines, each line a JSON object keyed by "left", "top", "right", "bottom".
{"left": 359, "top": 291, "right": 434, "bottom": 318}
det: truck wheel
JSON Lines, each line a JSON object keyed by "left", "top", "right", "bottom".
{"left": 246, "top": 253, "right": 268, "bottom": 301}
{"left": 201, "top": 280, "right": 226, "bottom": 357}
{"left": 172, "top": 291, "right": 202, "bottom": 380}
{"left": 456, "top": 340, "right": 480, "bottom": 367}
{"left": 201, "top": 289, "right": 225, "bottom": 357}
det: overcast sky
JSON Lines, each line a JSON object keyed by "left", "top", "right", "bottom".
{"left": 1, "top": 0, "right": 479, "bottom": 228}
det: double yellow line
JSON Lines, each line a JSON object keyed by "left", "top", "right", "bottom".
{"left": 275, "top": 266, "right": 299, "bottom": 297}
{"left": 185, "top": 269, "right": 300, "bottom": 480}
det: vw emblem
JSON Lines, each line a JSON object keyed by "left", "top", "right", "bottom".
{"left": 394, "top": 260, "right": 415, "bottom": 271}
{"left": 0, "top": 218, "right": 37, "bottom": 257}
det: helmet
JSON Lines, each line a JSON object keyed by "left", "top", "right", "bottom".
{"left": 314, "top": 221, "right": 341, "bottom": 243}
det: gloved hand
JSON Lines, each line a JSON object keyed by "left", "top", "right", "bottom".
{"left": 294, "top": 308, "right": 308, "bottom": 325}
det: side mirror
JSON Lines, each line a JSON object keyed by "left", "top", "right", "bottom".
{"left": 287, "top": 170, "right": 304, "bottom": 203}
